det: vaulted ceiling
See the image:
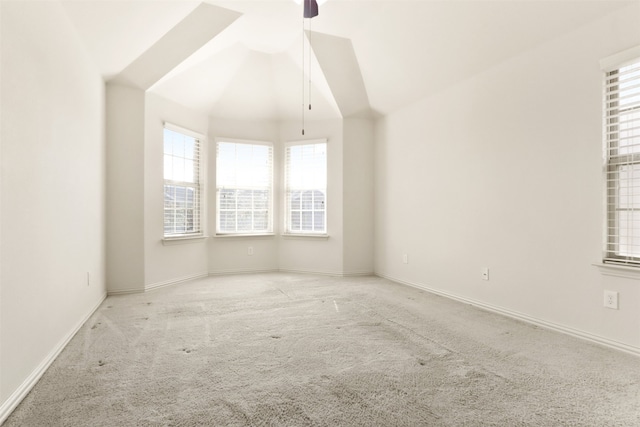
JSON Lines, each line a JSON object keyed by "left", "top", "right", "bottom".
{"left": 61, "top": 0, "right": 633, "bottom": 121}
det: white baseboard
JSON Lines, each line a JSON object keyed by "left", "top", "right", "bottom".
{"left": 341, "top": 270, "right": 374, "bottom": 277}
{"left": 107, "top": 273, "right": 210, "bottom": 295}
{"left": 0, "top": 292, "right": 107, "bottom": 425}
{"left": 208, "top": 268, "right": 279, "bottom": 276}
{"left": 107, "top": 287, "right": 143, "bottom": 296}
{"left": 211, "top": 268, "right": 372, "bottom": 277}
{"left": 145, "top": 272, "right": 209, "bottom": 292}
{"left": 376, "top": 273, "right": 640, "bottom": 358}
{"left": 278, "top": 268, "right": 348, "bottom": 277}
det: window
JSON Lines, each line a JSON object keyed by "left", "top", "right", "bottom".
{"left": 284, "top": 140, "right": 327, "bottom": 234}
{"left": 216, "top": 140, "right": 273, "bottom": 234}
{"left": 604, "top": 55, "right": 640, "bottom": 265}
{"left": 163, "top": 125, "right": 202, "bottom": 237}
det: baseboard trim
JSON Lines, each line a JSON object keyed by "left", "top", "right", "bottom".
{"left": 208, "top": 268, "right": 373, "bottom": 277}
{"left": 208, "top": 268, "right": 279, "bottom": 276}
{"left": 145, "top": 272, "right": 209, "bottom": 292}
{"left": 107, "top": 287, "right": 144, "bottom": 296}
{"left": 341, "top": 270, "right": 374, "bottom": 277}
{"left": 0, "top": 292, "right": 107, "bottom": 425}
{"left": 278, "top": 268, "right": 347, "bottom": 277}
{"left": 376, "top": 273, "right": 640, "bottom": 358}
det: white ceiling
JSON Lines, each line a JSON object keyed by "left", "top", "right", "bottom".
{"left": 61, "top": 0, "right": 634, "bottom": 120}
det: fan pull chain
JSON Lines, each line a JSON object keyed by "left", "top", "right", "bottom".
{"left": 308, "top": 18, "right": 312, "bottom": 112}
{"left": 302, "top": 16, "right": 305, "bottom": 135}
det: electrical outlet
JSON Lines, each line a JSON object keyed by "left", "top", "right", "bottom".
{"left": 482, "top": 267, "right": 489, "bottom": 281}
{"left": 248, "top": 246, "right": 254, "bottom": 256}
{"left": 402, "top": 254, "right": 408, "bottom": 264}
{"left": 604, "top": 290, "right": 619, "bottom": 310}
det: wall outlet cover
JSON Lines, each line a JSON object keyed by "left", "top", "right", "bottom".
{"left": 604, "top": 290, "right": 619, "bottom": 310}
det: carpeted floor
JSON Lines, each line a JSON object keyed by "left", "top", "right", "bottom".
{"left": 5, "top": 273, "right": 640, "bottom": 426}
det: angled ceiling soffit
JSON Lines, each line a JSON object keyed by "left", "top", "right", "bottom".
{"left": 111, "top": 3, "right": 241, "bottom": 91}
{"left": 307, "top": 30, "right": 371, "bottom": 118}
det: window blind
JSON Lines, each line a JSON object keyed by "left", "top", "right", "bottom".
{"left": 285, "top": 140, "right": 327, "bottom": 234}
{"left": 216, "top": 140, "right": 273, "bottom": 234}
{"left": 163, "top": 127, "right": 201, "bottom": 236}
{"left": 605, "top": 58, "right": 640, "bottom": 265}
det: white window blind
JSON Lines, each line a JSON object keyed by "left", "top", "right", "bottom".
{"left": 605, "top": 57, "right": 640, "bottom": 265}
{"left": 216, "top": 140, "right": 273, "bottom": 234}
{"left": 285, "top": 140, "right": 327, "bottom": 234}
{"left": 163, "top": 126, "right": 202, "bottom": 237}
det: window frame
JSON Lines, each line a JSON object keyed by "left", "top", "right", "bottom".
{"left": 162, "top": 123, "right": 204, "bottom": 240}
{"left": 602, "top": 47, "right": 640, "bottom": 267}
{"left": 215, "top": 138, "right": 274, "bottom": 236}
{"left": 283, "top": 139, "right": 328, "bottom": 236}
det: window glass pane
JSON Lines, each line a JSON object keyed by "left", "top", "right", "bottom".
{"left": 301, "top": 190, "right": 313, "bottom": 210}
{"left": 301, "top": 211, "right": 312, "bottom": 231}
{"left": 163, "top": 128, "right": 201, "bottom": 236}
{"left": 175, "top": 186, "right": 186, "bottom": 207}
{"left": 216, "top": 141, "right": 273, "bottom": 234}
{"left": 163, "top": 155, "right": 172, "bottom": 180}
{"left": 291, "top": 211, "right": 300, "bottom": 231}
{"left": 164, "top": 185, "right": 174, "bottom": 208}
{"left": 220, "top": 211, "right": 236, "bottom": 232}
{"left": 184, "top": 138, "right": 195, "bottom": 160}
{"left": 174, "top": 210, "right": 186, "bottom": 233}
{"left": 314, "top": 211, "right": 325, "bottom": 231}
{"left": 618, "top": 110, "right": 640, "bottom": 155}
{"left": 285, "top": 142, "right": 327, "bottom": 233}
{"left": 220, "top": 189, "right": 236, "bottom": 209}
{"left": 290, "top": 190, "right": 301, "bottom": 210}
{"left": 254, "top": 190, "right": 268, "bottom": 210}
{"left": 617, "top": 164, "right": 640, "bottom": 209}
{"left": 617, "top": 211, "right": 640, "bottom": 257}
{"left": 237, "top": 211, "right": 252, "bottom": 231}
{"left": 237, "top": 190, "right": 253, "bottom": 210}
{"left": 254, "top": 211, "right": 268, "bottom": 230}
{"left": 606, "top": 60, "right": 640, "bottom": 262}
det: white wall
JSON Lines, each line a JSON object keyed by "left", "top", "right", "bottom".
{"left": 106, "top": 83, "right": 145, "bottom": 294}
{"left": 374, "top": 4, "right": 640, "bottom": 352}
{"left": 144, "top": 94, "right": 209, "bottom": 287}
{"left": 0, "top": 0, "right": 106, "bottom": 416}
{"left": 343, "top": 118, "right": 374, "bottom": 275}
{"left": 207, "top": 118, "right": 280, "bottom": 274}
{"left": 278, "top": 119, "right": 345, "bottom": 275}
{"left": 139, "top": 110, "right": 368, "bottom": 280}
{"left": 205, "top": 117, "right": 372, "bottom": 277}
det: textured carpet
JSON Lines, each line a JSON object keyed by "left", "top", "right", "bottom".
{"left": 5, "top": 273, "right": 640, "bottom": 426}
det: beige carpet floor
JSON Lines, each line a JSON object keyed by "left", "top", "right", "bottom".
{"left": 5, "top": 273, "right": 640, "bottom": 426}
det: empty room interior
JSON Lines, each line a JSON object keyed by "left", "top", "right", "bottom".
{"left": 2, "top": 0, "right": 640, "bottom": 425}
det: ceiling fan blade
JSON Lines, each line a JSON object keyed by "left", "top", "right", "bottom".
{"left": 304, "top": 0, "right": 318, "bottom": 18}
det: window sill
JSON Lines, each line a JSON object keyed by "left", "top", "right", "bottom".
{"left": 282, "top": 233, "right": 329, "bottom": 240}
{"left": 593, "top": 262, "right": 640, "bottom": 280}
{"left": 214, "top": 233, "right": 275, "bottom": 238}
{"left": 162, "top": 235, "right": 208, "bottom": 246}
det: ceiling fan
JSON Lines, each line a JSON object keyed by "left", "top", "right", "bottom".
{"left": 294, "top": 0, "right": 327, "bottom": 19}
{"left": 304, "top": 0, "right": 319, "bottom": 18}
